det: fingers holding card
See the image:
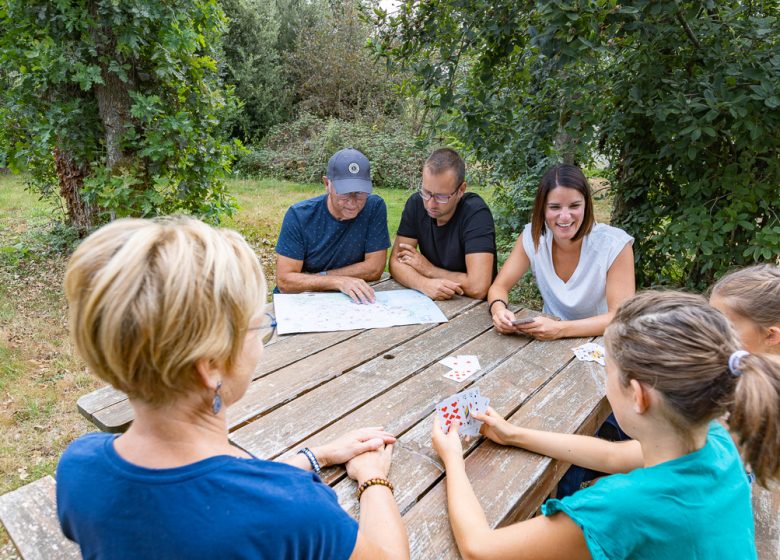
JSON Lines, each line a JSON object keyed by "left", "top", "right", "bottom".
{"left": 435, "top": 388, "right": 490, "bottom": 437}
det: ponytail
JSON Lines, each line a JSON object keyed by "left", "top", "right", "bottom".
{"left": 728, "top": 353, "right": 780, "bottom": 488}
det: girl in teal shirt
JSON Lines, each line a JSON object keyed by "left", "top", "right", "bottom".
{"left": 432, "top": 290, "right": 780, "bottom": 559}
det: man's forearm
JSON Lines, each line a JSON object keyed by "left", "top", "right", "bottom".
{"left": 327, "top": 259, "right": 384, "bottom": 281}
{"left": 277, "top": 272, "right": 343, "bottom": 293}
{"left": 421, "top": 263, "right": 467, "bottom": 284}
{"left": 419, "top": 264, "right": 491, "bottom": 299}
{"left": 389, "top": 260, "right": 429, "bottom": 291}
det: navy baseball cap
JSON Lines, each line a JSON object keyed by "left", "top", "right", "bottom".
{"left": 326, "top": 148, "right": 373, "bottom": 194}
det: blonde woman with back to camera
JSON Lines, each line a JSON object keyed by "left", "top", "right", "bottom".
{"left": 57, "top": 217, "right": 409, "bottom": 560}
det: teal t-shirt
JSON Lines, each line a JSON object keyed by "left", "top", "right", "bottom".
{"left": 542, "top": 422, "right": 755, "bottom": 560}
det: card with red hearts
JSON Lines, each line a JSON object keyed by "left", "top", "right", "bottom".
{"left": 435, "top": 387, "right": 489, "bottom": 436}
{"left": 439, "top": 354, "right": 481, "bottom": 382}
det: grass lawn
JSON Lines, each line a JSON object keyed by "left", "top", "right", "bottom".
{"left": 0, "top": 175, "right": 494, "bottom": 495}
{"left": 0, "top": 172, "right": 606, "bottom": 556}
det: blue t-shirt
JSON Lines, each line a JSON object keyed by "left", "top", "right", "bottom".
{"left": 57, "top": 433, "right": 358, "bottom": 560}
{"left": 275, "top": 194, "right": 390, "bottom": 274}
{"left": 542, "top": 422, "right": 755, "bottom": 560}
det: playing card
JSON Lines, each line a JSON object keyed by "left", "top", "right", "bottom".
{"left": 456, "top": 355, "right": 480, "bottom": 372}
{"left": 438, "top": 356, "right": 461, "bottom": 369}
{"left": 436, "top": 394, "right": 465, "bottom": 434}
{"left": 572, "top": 343, "right": 606, "bottom": 366}
{"left": 441, "top": 354, "right": 481, "bottom": 382}
{"left": 460, "top": 389, "right": 490, "bottom": 437}
{"left": 436, "top": 388, "right": 489, "bottom": 436}
{"left": 443, "top": 368, "right": 475, "bottom": 382}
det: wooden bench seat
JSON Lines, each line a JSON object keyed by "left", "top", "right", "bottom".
{"left": 754, "top": 484, "right": 780, "bottom": 560}
{"left": 0, "top": 476, "right": 79, "bottom": 560}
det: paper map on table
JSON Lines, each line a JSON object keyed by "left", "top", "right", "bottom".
{"left": 273, "top": 289, "right": 448, "bottom": 334}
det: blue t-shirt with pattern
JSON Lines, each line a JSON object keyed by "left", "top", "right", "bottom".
{"left": 275, "top": 194, "right": 390, "bottom": 274}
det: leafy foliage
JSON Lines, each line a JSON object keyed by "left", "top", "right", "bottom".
{"left": 236, "top": 112, "right": 428, "bottom": 189}
{"left": 375, "top": 0, "right": 780, "bottom": 289}
{"left": 286, "top": 0, "right": 403, "bottom": 120}
{"left": 0, "top": 0, "right": 239, "bottom": 228}
{"left": 220, "top": 0, "right": 291, "bottom": 142}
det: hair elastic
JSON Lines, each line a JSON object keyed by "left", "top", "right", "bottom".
{"left": 728, "top": 350, "right": 749, "bottom": 377}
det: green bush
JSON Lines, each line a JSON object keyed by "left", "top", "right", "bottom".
{"left": 375, "top": 1, "right": 780, "bottom": 291}
{"left": 236, "top": 113, "right": 428, "bottom": 189}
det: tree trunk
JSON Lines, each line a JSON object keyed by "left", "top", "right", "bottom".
{"left": 94, "top": 73, "right": 132, "bottom": 170}
{"left": 53, "top": 147, "right": 96, "bottom": 234}
{"left": 90, "top": 6, "right": 135, "bottom": 172}
{"left": 94, "top": 59, "right": 134, "bottom": 170}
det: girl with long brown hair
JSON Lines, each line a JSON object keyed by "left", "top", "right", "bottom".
{"left": 432, "top": 291, "right": 778, "bottom": 559}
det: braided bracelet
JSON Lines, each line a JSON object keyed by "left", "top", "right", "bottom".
{"left": 357, "top": 477, "right": 394, "bottom": 499}
{"left": 297, "top": 447, "right": 322, "bottom": 475}
{"left": 488, "top": 298, "right": 508, "bottom": 316}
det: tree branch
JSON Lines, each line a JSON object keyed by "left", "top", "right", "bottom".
{"left": 676, "top": 11, "right": 701, "bottom": 50}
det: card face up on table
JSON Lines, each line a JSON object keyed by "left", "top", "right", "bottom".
{"left": 436, "top": 387, "right": 490, "bottom": 437}
{"left": 438, "top": 354, "right": 481, "bottom": 382}
{"left": 572, "top": 342, "right": 606, "bottom": 366}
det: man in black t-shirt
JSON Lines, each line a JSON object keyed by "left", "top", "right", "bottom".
{"left": 389, "top": 148, "right": 496, "bottom": 300}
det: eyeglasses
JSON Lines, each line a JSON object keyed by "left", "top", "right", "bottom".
{"left": 247, "top": 312, "right": 277, "bottom": 345}
{"left": 418, "top": 183, "right": 463, "bottom": 204}
{"left": 334, "top": 192, "right": 369, "bottom": 203}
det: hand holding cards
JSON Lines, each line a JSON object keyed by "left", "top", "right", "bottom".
{"left": 435, "top": 388, "right": 490, "bottom": 436}
{"left": 572, "top": 342, "right": 606, "bottom": 366}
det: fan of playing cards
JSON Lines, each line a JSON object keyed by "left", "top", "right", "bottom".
{"left": 438, "top": 354, "right": 481, "bottom": 382}
{"left": 572, "top": 342, "right": 606, "bottom": 366}
{"left": 435, "top": 387, "right": 490, "bottom": 437}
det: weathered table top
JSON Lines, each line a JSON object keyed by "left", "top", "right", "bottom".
{"left": 77, "top": 279, "right": 611, "bottom": 559}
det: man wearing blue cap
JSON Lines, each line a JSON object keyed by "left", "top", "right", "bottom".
{"left": 275, "top": 148, "right": 390, "bottom": 303}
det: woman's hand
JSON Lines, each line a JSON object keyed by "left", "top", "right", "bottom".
{"left": 513, "top": 316, "right": 563, "bottom": 340}
{"left": 314, "top": 427, "right": 396, "bottom": 468}
{"left": 345, "top": 443, "right": 394, "bottom": 484}
{"left": 472, "top": 407, "right": 518, "bottom": 447}
{"left": 492, "top": 307, "right": 517, "bottom": 334}
{"left": 431, "top": 417, "right": 465, "bottom": 467}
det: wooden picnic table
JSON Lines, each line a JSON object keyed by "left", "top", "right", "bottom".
{"left": 77, "top": 278, "right": 612, "bottom": 559}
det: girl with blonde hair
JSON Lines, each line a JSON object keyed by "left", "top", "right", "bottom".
{"left": 432, "top": 290, "right": 779, "bottom": 559}
{"left": 710, "top": 263, "right": 780, "bottom": 354}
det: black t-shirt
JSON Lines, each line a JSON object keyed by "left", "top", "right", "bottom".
{"left": 397, "top": 192, "right": 497, "bottom": 277}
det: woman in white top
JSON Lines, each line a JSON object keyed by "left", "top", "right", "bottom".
{"left": 488, "top": 164, "right": 635, "bottom": 340}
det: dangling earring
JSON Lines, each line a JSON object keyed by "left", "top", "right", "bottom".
{"left": 211, "top": 381, "right": 223, "bottom": 415}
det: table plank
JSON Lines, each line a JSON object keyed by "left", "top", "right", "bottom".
{"left": 226, "top": 295, "right": 480, "bottom": 430}
{"left": 400, "top": 346, "right": 609, "bottom": 559}
{"left": 331, "top": 335, "right": 594, "bottom": 516}
{"left": 230, "top": 302, "right": 496, "bottom": 457}
{"left": 274, "top": 305, "right": 530, "bottom": 476}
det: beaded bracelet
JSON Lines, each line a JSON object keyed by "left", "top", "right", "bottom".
{"left": 297, "top": 447, "right": 322, "bottom": 475}
{"left": 357, "top": 477, "right": 394, "bottom": 500}
{"left": 488, "top": 298, "right": 508, "bottom": 316}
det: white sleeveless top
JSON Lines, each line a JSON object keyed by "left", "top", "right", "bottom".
{"left": 521, "top": 223, "right": 633, "bottom": 320}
